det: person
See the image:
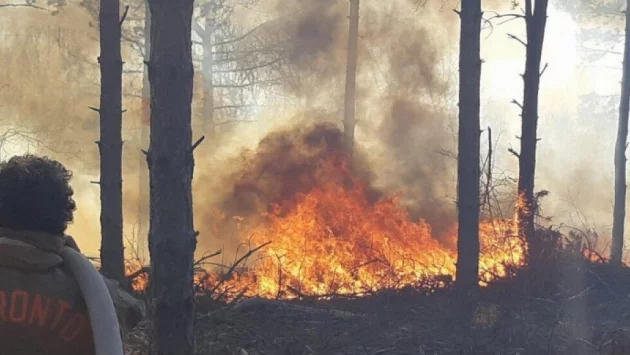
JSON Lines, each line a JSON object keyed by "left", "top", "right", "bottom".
{"left": 0, "top": 154, "right": 96, "bottom": 354}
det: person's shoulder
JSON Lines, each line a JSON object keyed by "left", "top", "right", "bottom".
{"left": 63, "top": 235, "right": 82, "bottom": 253}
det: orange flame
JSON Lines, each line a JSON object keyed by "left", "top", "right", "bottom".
{"left": 130, "top": 156, "right": 526, "bottom": 299}
{"left": 208, "top": 157, "right": 525, "bottom": 299}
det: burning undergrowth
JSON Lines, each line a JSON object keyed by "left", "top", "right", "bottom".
{"left": 188, "top": 123, "right": 525, "bottom": 301}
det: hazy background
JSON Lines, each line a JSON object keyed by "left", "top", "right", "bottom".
{"left": 0, "top": 0, "right": 621, "bottom": 261}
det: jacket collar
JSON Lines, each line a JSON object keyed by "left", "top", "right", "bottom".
{"left": 0, "top": 227, "right": 66, "bottom": 253}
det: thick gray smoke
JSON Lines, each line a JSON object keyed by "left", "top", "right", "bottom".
{"left": 1, "top": 0, "right": 553, "bottom": 260}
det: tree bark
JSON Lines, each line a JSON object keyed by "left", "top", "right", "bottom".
{"left": 343, "top": 0, "right": 359, "bottom": 157}
{"left": 99, "top": 0, "right": 125, "bottom": 283}
{"left": 138, "top": 0, "right": 151, "bottom": 263}
{"left": 612, "top": 0, "right": 630, "bottom": 264}
{"left": 517, "top": 0, "right": 548, "bottom": 266}
{"left": 202, "top": 15, "right": 216, "bottom": 142}
{"left": 146, "top": 0, "right": 197, "bottom": 353}
{"left": 456, "top": 0, "right": 482, "bottom": 295}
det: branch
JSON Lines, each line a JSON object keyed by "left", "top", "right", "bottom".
{"left": 435, "top": 148, "right": 457, "bottom": 161}
{"left": 212, "top": 48, "right": 285, "bottom": 56}
{"left": 213, "top": 23, "right": 265, "bottom": 47}
{"left": 214, "top": 79, "right": 280, "bottom": 89}
{"left": 193, "top": 249, "right": 222, "bottom": 268}
{"left": 485, "top": 11, "right": 525, "bottom": 26}
{"left": 0, "top": 3, "right": 46, "bottom": 10}
{"left": 508, "top": 147, "right": 520, "bottom": 158}
{"left": 216, "top": 119, "right": 257, "bottom": 126}
{"left": 208, "top": 241, "right": 271, "bottom": 296}
{"left": 119, "top": 5, "right": 129, "bottom": 26}
{"left": 510, "top": 99, "right": 523, "bottom": 110}
{"left": 192, "top": 19, "right": 205, "bottom": 38}
{"left": 122, "top": 34, "right": 146, "bottom": 57}
{"left": 190, "top": 136, "right": 205, "bottom": 152}
{"left": 540, "top": 63, "right": 548, "bottom": 77}
{"left": 214, "top": 104, "right": 266, "bottom": 110}
{"left": 213, "top": 58, "right": 283, "bottom": 74}
{"left": 507, "top": 33, "right": 527, "bottom": 47}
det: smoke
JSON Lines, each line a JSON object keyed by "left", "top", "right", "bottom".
{"left": 278, "top": 0, "right": 347, "bottom": 89}
{"left": 2, "top": 0, "right": 607, "bottom": 262}
{"left": 372, "top": 99, "right": 456, "bottom": 238}
{"left": 0, "top": 0, "right": 465, "bottom": 257}
{"left": 0, "top": 5, "right": 149, "bottom": 254}
{"left": 189, "top": 0, "right": 465, "bottom": 254}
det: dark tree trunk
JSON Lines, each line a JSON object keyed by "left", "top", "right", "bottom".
{"left": 202, "top": 15, "right": 216, "bottom": 142}
{"left": 456, "top": 0, "right": 482, "bottom": 295}
{"left": 343, "top": 0, "right": 359, "bottom": 157}
{"left": 138, "top": 0, "right": 151, "bottom": 263}
{"left": 517, "top": 0, "right": 548, "bottom": 266}
{"left": 611, "top": 0, "right": 630, "bottom": 264}
{"left": 146, "top": 0, "right": 197, "bottom": 353}
{"left": 98, "top": 0, "right": 125, "bottom": 283}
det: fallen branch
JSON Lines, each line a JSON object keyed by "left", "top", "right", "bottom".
{"left": 194, "top": 249, "right": 222, "bottom": 268}
{"left": 208, "top": 241, "right": 271, "bottom": 296}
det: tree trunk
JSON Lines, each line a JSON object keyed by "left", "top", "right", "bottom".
{"left": 456, "top": 0, "right": 482, "bottom": 295}
{"left": 138, "top": 0, "right": 151, "bottom": 263}
{"left": 517, "top": 0, "right": 548, "bottom": 266}
{"left": 202, "top": 15, "right": 216, "bottom": 142}
{"left": 343, "top": 0, "right": 359, "bottom": 157}
{"left": 146, "top": 0, "right": 197, "bottom": 353}
{"left": 98, "top": 0, "right": 125, "bottom": 283}
{"left": 611, "top": 0, "right": 630, "bottom": 264}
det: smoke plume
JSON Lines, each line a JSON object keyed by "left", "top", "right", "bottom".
{"left": 1, "top": 0, "right": 598, "bottom": 262}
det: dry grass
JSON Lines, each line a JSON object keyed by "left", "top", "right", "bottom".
{"left": 123, "top": 228, "right": 630, "bottom": 355}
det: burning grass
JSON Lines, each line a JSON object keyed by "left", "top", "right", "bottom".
{"left": 203, "top": 157, "right": 525, "bottom": 300}
{"left": 122, "top": 125, "right": 630, "bottom": 355}
{"left": 129, "top": 134, "right": 525, "bottom": 300}
{"left": 125, "top": 236, "right": 630, "bottom": 355}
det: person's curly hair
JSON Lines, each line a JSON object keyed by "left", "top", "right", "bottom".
{"left": 0, "top": 154, "right": 76, "bottom": 234}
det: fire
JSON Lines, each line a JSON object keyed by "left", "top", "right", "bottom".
{"left": 129, "top": 146, "right": 525, "bottom": 299}
{"left": 207, "top": 156, "right": 526, "bottom": 300}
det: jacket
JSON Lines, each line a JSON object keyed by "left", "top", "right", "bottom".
{"left": 0, "top": 227, "right": 95, "bottom": 354}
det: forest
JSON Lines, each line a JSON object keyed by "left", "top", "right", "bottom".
{"left": 1, "top": 0, "right": 630, "bottom": 354}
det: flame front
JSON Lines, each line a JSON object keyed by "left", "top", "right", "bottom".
{"left": 130, "top": 155, "right": 526, "bottom": 298}
{"left": 205, "top": 157, "right": 526, "bottom": 300}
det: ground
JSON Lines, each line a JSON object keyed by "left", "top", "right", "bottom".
{"left": 124, "top": 275, "right": 630, "bottom": 354}
{"left": 123, "top": 243, "right": 630, "bottom": 355}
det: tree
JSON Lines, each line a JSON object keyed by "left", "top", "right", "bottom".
{"left": 138, "top": 0, "right": 150, "bottom": 262}
{"left": 98, "top": 0, "right": 126, "bottom": 283}
{"left": 343, "top": 0, "right": 359, "bottom": 157}
{"left": 192, "top": 1, "right": 284, "bottom": 140}
{"left": 455, "top": 0, "right": 482, "bottom": 296}
{"left": 200, "top": 6, "right": 215, "bottom": 140}
{"left": 145, "top": 0, "right": 198, "bottom": 352}
{"left": 611, "top": 0, "right": 630, "bottom": 264}
{"left": 103, "top": 0, "right": 281, "bottom": 261}
{"left": 514, "top": 0, "right": 549, "bottom": 265}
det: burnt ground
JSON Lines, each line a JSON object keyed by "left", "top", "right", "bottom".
{"left": 124, "top": 253, "right": 630, "bottom": 355}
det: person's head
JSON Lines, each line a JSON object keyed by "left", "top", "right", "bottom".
{"left": 0, "top": 154, "right": 76, "bottom": 234}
